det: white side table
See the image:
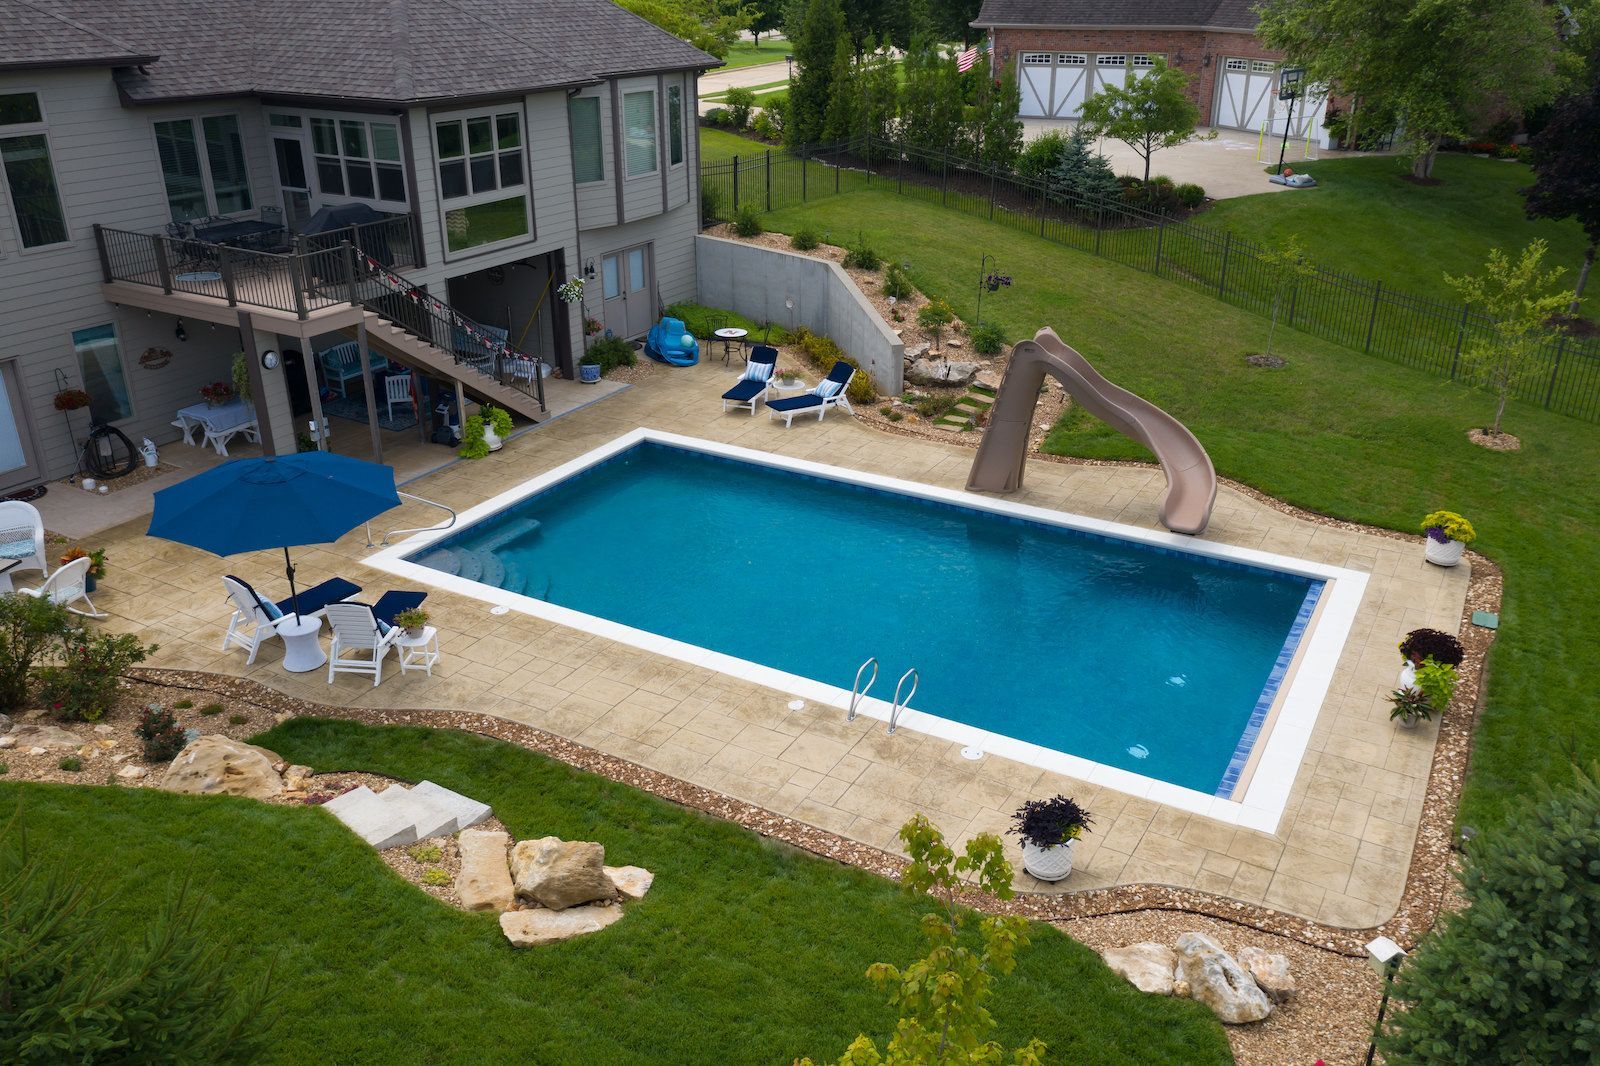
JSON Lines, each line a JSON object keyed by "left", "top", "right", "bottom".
{"left": 767, "top": 378, "right": 808, "bottom": 396}
{"left": 276, "top": 615, "right": 326, "bottom": 673}
{"left": 395, "top": 626, "right": 440, "bottom": 676}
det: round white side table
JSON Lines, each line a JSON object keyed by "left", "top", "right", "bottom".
{"left": 276, "top": 615, "right": 326, "bottom": 672}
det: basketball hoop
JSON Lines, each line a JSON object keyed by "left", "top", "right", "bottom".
{"left": 1278, "top": 66, "right": 1305, "bottom": 101}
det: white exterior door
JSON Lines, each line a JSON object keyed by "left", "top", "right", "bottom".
{"left": 600, "top": 243, "right": 654, "bottom": 339}
{"left": 1019, "top": 53, "right": 1053, "bottom": 117}
{"left": 1049, "top": 54, "right": 1089, "bottom": 118}
{"left": 1214, "top": 58, "right": 1277, "bottom": 131}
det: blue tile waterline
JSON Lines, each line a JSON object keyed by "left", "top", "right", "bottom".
{"left": 410, "top": 441, "right": 1323, "bottom": 796}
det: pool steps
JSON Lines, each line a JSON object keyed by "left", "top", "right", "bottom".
{"left": 413, "top": 545, "right": 529, "bottom": 597}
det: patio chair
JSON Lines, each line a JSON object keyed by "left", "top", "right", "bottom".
{"left": 20, "top": 556, "right": 103, "bottom": 618}
{"left": 721, "top": 345, "right": 779, "bottom": 416}
{"left": 0, "top": 500, "right": 48, "bottom": 576}
{"left": 221, "top": 574, "right": 362, "bottom": 665}
{"left": 385, "top": 371, "right": 416, "bottom": 422}
{"left": 766, "top": 361, "right": 856, "bottom": 428}
{"left": 325, "top": 591, "right": 428, "bottom": 686}
{"left": 317, "top": 342, "right": 387, "bottom": 398}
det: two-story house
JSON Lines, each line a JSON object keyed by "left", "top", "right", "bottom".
{"left": 0, "top": 0, "right": 713, "bottom": 493}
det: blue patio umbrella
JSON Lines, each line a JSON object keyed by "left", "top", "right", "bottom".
{"left": 148, "top": 452, "right": 400, "bottom": 619}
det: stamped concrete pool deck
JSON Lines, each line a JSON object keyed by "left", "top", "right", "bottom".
{"left": 90, "top": 359, "right": 1468, "bottom": 928}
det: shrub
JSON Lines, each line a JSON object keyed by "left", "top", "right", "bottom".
{"left": 1422, "top": 510, "right": 1476, "bottom": 544}
{"left": 909, "top": 391, "right": 960, "bottom": 421}
{"left": 1009, "top": 795, "right": 1094, "bottom": 848}
{"left": 584, "top": 336, "right": 636, "bottom": 373}
{"left": 751, "top": 109, "right": 777, "bottom": 141}
{"left": 702, "top": 106, "right": 731, "bottom": 129}
{"left": 881, "top": 262, "right": 914, "bottom": 300}
{"left": 200, "top": 702, "right": 224, "bottom": 716}
{"left": 969, "top": 321, "right": 1007, "bottom": 355}
{"left": 1414, "top": 658, "right": 1460, "bottom": 712}
{"left": 789, "top": 228, "right": 821, "bottom": 251}
{"left": 731, "top": 203, "right": 764, "bottom": 238}
{"left": 58, "top": 756, "right": 82, "bottom": 772}
{"left": 421, "top": 868, "right": 452, "bottom": 887}
{"left": 916, "top": 298, "right": 955, "bottom": 347}
{"left": 136, "top": 704, "right": 187, "bottom": 763}
{"left": 408, "top": 843, "right": 443, "bottom": 863}
{"left": 0, "top": 596, "right": 74, "bottom": 712}
{"left": 1048, "top": 128, "right": 1122, "bottom": 203}
{"left": 724, "top": 86, "right": 756, "bottom": 129}
{"left": 0, "top": 762, "right": 7, "bottom": 775}
{"left": 1175, "top": 182, "right": 1206, "bottom": 208}
{"left": 1379, "top": 765, "right": 1600, "bottom": 1062}
{"left": 762, "top": 94, "right": 788, "bottom": 139}
{"left": 174, "top": 698, "right": 194, "bottom": 710}
{"left": 40, "top": 631, "right": 155, "bottom": 723}
{"left": 1494, "top": 144, "right": 1524, "bottom": 160}
{"left": 0, "top": 814, "right": 278, "bottom": 1062}
{"left": 1400, "top": 627, "right": 1466, "bottom": 667}
{"left": 228, "top": 713, "right": 249, "bottom": 725}
{"left": 841, "top": 236, "right": 881, "bottom": 271}
{"left": 700, "top": 183, "right": 724, "bottom": 224}
{"left": 789, "top": 327, "right": 877, "bottom": 405}
{"left": 1016, "top": 130, "right": 1071, "bottom": 182}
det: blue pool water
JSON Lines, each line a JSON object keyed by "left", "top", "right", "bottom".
{"left": 412, "top": 442, "right": 1322, "bottom": 796}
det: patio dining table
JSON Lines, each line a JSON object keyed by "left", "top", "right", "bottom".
{"left": 192, "top": 219, "right": 285, "bottom": 249}
{"left": 173, "top": 399, "right": 259, "bottom": 456}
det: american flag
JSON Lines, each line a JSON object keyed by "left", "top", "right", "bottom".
{"left": 957, "top": 45, "right": 979, "bottom": 72}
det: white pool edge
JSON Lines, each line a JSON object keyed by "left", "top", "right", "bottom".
{"left": 365, "top": 427, "right": 1368, "bottom": 835}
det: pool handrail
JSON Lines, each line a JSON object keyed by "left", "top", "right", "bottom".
{"left": 365, "top": 490, "right": 457, "bottom": 547}
{"left": 847, "top": 657, "right": 879, "bottom": 721}
{"left": 886, "top": 667, "right": 919, "bottom": 735}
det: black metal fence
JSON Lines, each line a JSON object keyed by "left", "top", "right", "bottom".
{"left": 700, "top": 136, "right": 1600, "bottom": 423}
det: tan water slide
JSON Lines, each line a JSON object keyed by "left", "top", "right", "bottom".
{"left": 967, "top": 328, "right": 1218, "bottom": 535}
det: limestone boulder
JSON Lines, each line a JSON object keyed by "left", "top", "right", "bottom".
{"left": 499, "top": 904, "right": 622, "bottom": 947}
{"left": 8, "top": 723, "right": 83, "bottom": 751}
{"left": 457, "top": 829, "right": 515, "bottom": 913}
{"left": 158, "top": 735, "right": 284, "bottom": 800}
{"left": 605, "top": 865, "right": 655, "bottom": 901}
{"left": 1236, "top": 946, "right": 1296, "bottom": 1004}
{"left": 0, "top": 735, "right": 13, "bottom": 750}
{"left": 906, "top": 358, "right": 978, "bottom": 387}
{"left": 0, "top": 711, "right": 12, "bottom": 734}
{"left": 1174, "top": 932, "right": 1272, "bottom": 1024}
{"left": 116, "top": 764, "right": 149, "bottom": 781}
{"left": 903, "top": 342, "right": 931, "bottom": 363}
{"left": 1100, "top": 942, "right": 1176, "bottom": 995}
{"left": 283, "top": 765, "right": 315, "bottom": 792}
{"left": 510, "top": 837, "right": 618, "bottom": 910}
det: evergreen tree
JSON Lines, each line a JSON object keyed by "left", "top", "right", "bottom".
{"left": 967, "top": 61, "right": 1023, "bottom": 169}
{"left": 1048, "top": 127, "right": 1121, "bottom": 204}
{"left": 1379, "top": 766, "right": 1600, "bottom": 1062}
{"left": 851, "top": 41, "right": 900, "bottom": 151}
{"left": 1523, "top": 61, "right": 1600, "bottom": 314}
{"left": 898, "top": 38, "right": 964, "bottom": 155}
{"left": 786, "top": 0, "right": 846, "bottom": 145}
{"left": 821, "top": 35, "right": 856, "bottom": 142}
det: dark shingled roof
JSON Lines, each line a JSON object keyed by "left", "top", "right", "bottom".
{"left": 972, "top": 0, "right": 1260, "bottom": 32}
{"left": 0, "top": 0, "right": 157, "bottom": 70}
{"left": 10, "top": 0, "right": 717, "bottom": 104}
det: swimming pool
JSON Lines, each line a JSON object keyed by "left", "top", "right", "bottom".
{"left": 370, "top": 430, "right": 1366, "bottom": 831}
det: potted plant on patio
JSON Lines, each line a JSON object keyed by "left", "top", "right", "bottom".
{"left": 231, "top": 352, "right": 252, "bottom": 409}
{"left": 393, "top": 607, "right": 429, "bottom": 639}
{"left": 775, "top": 366, "right": 804, "bottom": 389}
{"left": 458, "top": 415, "right": 490, "bottom": 459}
{"left": 1388, "top": 685, "right": 1434, "bottom": 729}
{"left": 60, "top": 546, "right": 106, "bottom": 593}
{"left": 480, "top": 404, "right": 512, "bottom": 452}
{"left": 579, "top": 353, "right": 602, "bottom": 384}
{"left": 53, "top": 388, "right": 91, "bottom": 413}
{"left": 1009, "top": 795, "right": 1094, "bottom": 881}
{"left": 1421, "top": 510, "right": 1475, "bottom": 567}
{"left": 1398, "top": 627, "right": 1465, "bottom": 668}
{"left": 198, "top": 381, "right": 233, "bottom": 408}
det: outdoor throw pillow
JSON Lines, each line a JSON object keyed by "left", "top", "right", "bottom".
{"left": 744, "top": 360, "right": 773, "bottom": 382}
{"left": 262, "top": 599, "right": 284, "bottom": 620}
{"left": 816, "top": 378, "right": 843, "bottom": 399}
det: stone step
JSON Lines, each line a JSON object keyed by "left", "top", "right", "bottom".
{"left": 478, "top": 516, "right": 542, "bottom": 552}
{"left": 457, "top": 550, "right": 483, "bottom": 583}
{"left": 479, "top": 551, "right": 506, "bottom": 588}
{"left": 410, "top": 780, "right": 492, "bottom": 831}
{"left": 324, "top": 785, "right": 418, "bottom": 850}
{"left": 375, "top": 783, "right": 458, "bottom": 840}
{"left": 416, "top": 549, "right": 460, "bottom": 577}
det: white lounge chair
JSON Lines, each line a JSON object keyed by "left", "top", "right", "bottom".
{"left": 385, "top": 371, "right": 415, "bottom": 422}
{"left": 21, "top": 556, "right": 103, "bottom": 617}
{"left": 325, "top": 592, "right": 426, "bottom": 686}
{"left": 0, "top": 500, "right": 48, "bottom": 581}
{"left": 221, "top": 574, "right": 360, "bottom": 665}
{"left": 765, "top": 361, "right": 856, "bottom": 427}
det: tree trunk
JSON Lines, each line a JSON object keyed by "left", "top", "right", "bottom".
{"left": 1492, "top": 388, "right": 1508, "bottom": 436}
{"left": 1412, "top": 142, "right": 1438, "bottom": 180}
{"left": 1142, "top": 145, "right": 1152, "bottom": 183}
{"left": 1571, "top": 243, "right": 1596, "bottom": 316}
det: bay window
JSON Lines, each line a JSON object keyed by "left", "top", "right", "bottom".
{"left": 309, "top": 116, "right": 405, "bottom": 204}
{"left": 433, "top": 106, "right": 530, "bottom": 253}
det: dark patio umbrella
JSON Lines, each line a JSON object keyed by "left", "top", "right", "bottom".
{"left": 299, "top": 202, "right": 388, "bottom": 234}
{"left": 148, "top": 452, "right": 400, "bottom": 619}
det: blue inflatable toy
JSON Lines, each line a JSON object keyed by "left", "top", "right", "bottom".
{"left": 644, "top": 317, "right": 699, "bottom": 366}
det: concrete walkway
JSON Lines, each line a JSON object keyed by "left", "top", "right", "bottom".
{"left": 90, "top": 359, "right": 1465, "bottom": 928}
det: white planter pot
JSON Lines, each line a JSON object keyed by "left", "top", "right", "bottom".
{"left": 1022, "top": 839, "right": 1077, "bottom": 882}
{"left": 1424, "top": 537, "right": 1465, "bottom": 567}
{"left": 1398, "top": 661, "right": 1417, "bottom": 690}
{"left": 483, "top": 424, "right": 504, "bottom": 452}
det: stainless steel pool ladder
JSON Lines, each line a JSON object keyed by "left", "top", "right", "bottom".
{"left": 886, "top": 668, "right": 919, "bottom": 736}
{"left": 847, "top": 657, "right": 878, "bottom": 722}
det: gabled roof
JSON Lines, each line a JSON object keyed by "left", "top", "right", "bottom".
{"left": 972, "top": 0, "right": 1260, "bottom": 32}
{"left": 0, "top": 0, "right": 158, "bottom": 71}
{"left": 12, "top": 0, "right": 717, "bottom": 106}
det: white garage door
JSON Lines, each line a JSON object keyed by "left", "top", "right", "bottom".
{"left": 1049, "top": 54, "right": 1089, "bottom": 117}
{"left": 1093, "top": 53, "right": 1127, "bottom": 98}
{"left": 1214, "top": 58, "right": 1276, "bottom": 131}
{"left": 1268, "top": 87, "right": 1329, "bottom": 141}
{"left": 1019, "top": 53, "right": 1054, "bottom": 117}
{"left": 1128, "top": 54, "right": 1159, "bottom": 84}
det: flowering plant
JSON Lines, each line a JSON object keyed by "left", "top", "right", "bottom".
{"left": 583, "top": 315, "right": 602, "bottom": 337}
{"left": 1421, "top": 510, "right": 1476, "bottom": 544}
{"left": 556, "top": 276, "right": 585, "bottom": 303}
{"left": 53, "top": 388, "right": 92, "bottom": 412}
{"left": 60, "top": 546, "right": 106, "bottom": 579}
{"left": 984, "top": 272, "right": 1013, "bottom": 290}
{"left": 198, "top": 381, "right": 234, "bottom": 404}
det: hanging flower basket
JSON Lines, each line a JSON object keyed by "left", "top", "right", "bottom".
{"left": 556, "top": 276, "right": 585, "bottom": 303}
{"left": 53, "top": 389, "right": 92, "bottom": 412}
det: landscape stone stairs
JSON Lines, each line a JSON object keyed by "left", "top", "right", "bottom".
{"left": 934, "top": 382, "right": 997, "bottom": 432}
{"left": 323, "top": 780, "right": 492, "bottom": 850}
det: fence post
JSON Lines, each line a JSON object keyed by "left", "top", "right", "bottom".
{"left": 836, "top": 157, "right": 841, "bottom": 193}
{"left": 1094, "top": 202, "right": 1104, "bottom": 256}
{"left": 1218, "top": 232, "right": 1230, "bottom": 296}
{"left": 1364, "top": 281, "right": 1382, "bottom": 352}
{"left": 1544, "top": 335, "right": 1568, "bottom": 408}
{"left": 1154, "top": 220, "right": 1165, "bottom": 276}
{"left": 897, "top": 150, "right": 904, "bottom": 196}
{"left": 765, "top": 149, "right": 772, "bottom": 212}
{"left": 732, "top": 155, "right": 740, "bottom": 212}
{"left": 988, "top": 167, "right": 996, "bottom": 221}
{"left": 941, "top": 150, "right": 950, "bottom": 207}
{"left": 290, "top": 253, "right": 309, "bottom": 320}
{"left": 1448, "top": 302, "right": 1469, "bottom": 378}
{"left": 1288, "top": 281, "right": 1298, "bottom": 328}
{"left": 93, "top": 224, "right": 114, "bottom": 283}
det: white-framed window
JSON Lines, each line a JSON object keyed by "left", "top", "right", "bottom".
{"left": 1225, "top": 58, "right": 1249, "bottom": 72}
{"left": 667, "top": 85, "right": 684, "bottom": 167}
{"left": 1056, "top": 54, "right": 1087, "bottom": 66}
{"left": 308, "top": 116, "right": 406, "bottom": 203}
{"left": 0, "top": 91, "right": 69, "bottom": 248}
{"left": 1021, "top": 52, "right": 1051, "bottom": 65}
{"left": 432, "top": 105, "right": 530, "bottom": 253}
{"left": 1131, "top": 54, "right": 1159, "bottom": 68}
{"left": 623, "top": 90, "right": 657, "bottom": 178}
{"left": 152, "top": 115, "right": 252, "bottom": 221}
{"left": 1252, "top": 60, "right": 1277, "bottom": 73}
{"left": 72, "top": 324, "right": 133, "bottom": 423}
{"left": 568, "top": 96, "right": 604, "bottom": 183}
{"left": 1096, "top": 54, "right": 1128, "bottom": 66}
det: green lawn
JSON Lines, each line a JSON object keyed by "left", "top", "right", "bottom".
{"left": 5, "top": 719, "right": 1231, "bottom": 1065}
{"left": 758, "top": 188, "right": 1600, "bottom": 835}
{"left": 703, "top": 78, "right": 789, "bottom": 102}
{"left": 720, "top": 38, "right": 793, "bottom": 69}
{"left": 1201, "top": 154, "right": 1591, "bottom": 305}
{"left": 700, "top": 126, "right": 787, "bottom": 163}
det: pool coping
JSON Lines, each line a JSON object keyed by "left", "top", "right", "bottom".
{"left": 363, "top": 427, "right": 1370, "bottom": 835}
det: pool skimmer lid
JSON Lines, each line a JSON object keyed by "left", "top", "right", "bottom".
{"left": 787, "top": 699, "right": 805, "bottom": 711}
{"left": 489, "top": 605, "right": 510, "bottom": 616}
{"left": 960, "top": 746, "right": 984, "bottom": 761}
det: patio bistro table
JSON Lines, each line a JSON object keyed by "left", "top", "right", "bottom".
{"left": 191, "top": 219, "right": 285, "bottom": 249}
{"left": 712, "top": 327, "right": 748, "bottom": 366}
{"left": 173, "top": 399, "right": 259, "bottom": 456}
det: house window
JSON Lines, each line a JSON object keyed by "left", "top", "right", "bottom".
{"left": 569, "top": 97, "right": 604, "bottom": 183}
{"left": 1131, "top": 55, "right": 1159, "bottom": 68}
{"left": 1056, "top": 54, "right": 1087, "bottom": 66}
{"left": 668, "top": 85, "right": 684, "bottom": 166}
{"left": 72, "top": 324, "right": 132, "bottom": 423}
{"left": 1252, "top": 60, "right": 1277, "bottom": 73}
{"left": 1225, "top": 58, "right": 1248, "bottom": 72}
{"left": 309, "top": 116, "right": 405, "bottom": 203}
{"left": 434, "top": 107, "right": 529, "bottom": 252}
{"left": 1021, "top": 53, "right": 1051, "bottom": 65}
{"left": 623, "top": 90, "right": 657, "bottom": 178}
{"left": 268, "top": 113, "right": 302, "bottom": 128}
{"left": 0, "top": 92, "right": 68, "bottom": 248}
{"left": 153, "top": 116, "right": 252, "bottom": 220}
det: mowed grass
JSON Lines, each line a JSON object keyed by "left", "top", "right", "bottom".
{"left": 720, "top": 38, "right": 794, "bottom": 69}
{"left": 700, "top": 126, "right": 777, "bottom": 163}
{"left": 761, "top": 188, "right": 1600, "bottom": 834}
{"left": 3, "top": 719, "right": 1232, "bottom": 1065}
{"left": 1202, "top": 154, "right": 1591, "bottom": 304}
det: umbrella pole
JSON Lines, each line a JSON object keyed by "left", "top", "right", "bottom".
{"left": 283, "top": 546, "right": 303, "bottom": 621}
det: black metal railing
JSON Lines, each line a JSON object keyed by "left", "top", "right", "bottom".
{"left": 701, "top": 135, "right": 1600, "bottom": 424}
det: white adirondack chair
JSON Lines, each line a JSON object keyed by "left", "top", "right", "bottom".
{"left": 325, "top": 601, "right": 404, "bottom": 686}
{"left": 20, "top": 555, "right": 103, "bottom": 617}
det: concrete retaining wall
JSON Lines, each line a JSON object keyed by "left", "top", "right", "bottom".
{"left": 695, "top": 234, "right": 903, "bottom": 395}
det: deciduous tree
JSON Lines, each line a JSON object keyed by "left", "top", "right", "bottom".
{"left": 1076, "top": 58, "right": 1200, "bottom": 183}
{"left": 1523, "top": 67, "right": 1600, "bottom": 314}
{"left": 617, "top": 0, "right": 750, "bottom": 57}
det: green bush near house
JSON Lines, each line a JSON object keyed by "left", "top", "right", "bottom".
{"left": 969, "top": 321, "right": 1008, "bottom": 355}
{"left": 881, "top": 262, "right": 914, "bottom": 300}
{"left": 790, "top": 227, "right": 821, "bottom": 251}
{"left": 732, "top": 203, "right": 765, "bottom": 238}
{"left": 724, "top": 86, "right": 757, "bottom": 130}
{"left": 583, "top": 336, "right": 637, "bottom": 373}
